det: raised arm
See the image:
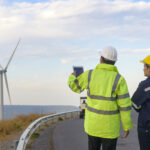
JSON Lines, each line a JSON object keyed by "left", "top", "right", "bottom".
{"left": 67, "top": 70, "right": 89, "bottom": 93}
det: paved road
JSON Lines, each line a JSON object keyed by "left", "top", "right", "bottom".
{"left": 52, "top": 118, "right": 88, "bottom": 150}
{"left": 52, "top": 110, "right": 140, "bottom": 150}
{"left": 31, "top": 110, "right": 140, "bottom": 150}
{"left": 31, "top": 125, "right": 53, "bottom": 150}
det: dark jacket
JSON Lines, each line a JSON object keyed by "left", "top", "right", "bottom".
{"left": 132, "top": 77, "right": 150, "bottom": 130}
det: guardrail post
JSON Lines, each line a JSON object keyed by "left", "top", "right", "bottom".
{"left": 64, "top": 114, "right": 67, "bottom": 120}
{"left": 52, "top": 116, "right": 55, "bottom": 124}
{"left": 71, "top": 112, "right": 73, "bottom": 118}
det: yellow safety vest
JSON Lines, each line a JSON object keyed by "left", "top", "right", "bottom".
{"left": 68, "top": 63, "right": 132, "bottom": 138}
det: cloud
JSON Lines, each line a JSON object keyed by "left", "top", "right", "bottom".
{"left": 61, "top": 58, "right": 76, "bottom": 64}
{"left": 0, "top": 0, "right": 150, "bottom": 42}
{"left": 60, "top": 47, "right": 150, "bottom": 64}
{"left": 0, "top": 0, "right": 150, "bottom": 65}
{"left": 121, "top": 48, "right": 150, "bottom": 53}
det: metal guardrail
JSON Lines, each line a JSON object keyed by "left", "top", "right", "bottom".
{"left": 16, "top": 110, "right": 79, "bottom": 150}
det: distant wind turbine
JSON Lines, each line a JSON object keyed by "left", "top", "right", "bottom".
{"left": 0, "top": 39, "right": 21, "bottom": 120}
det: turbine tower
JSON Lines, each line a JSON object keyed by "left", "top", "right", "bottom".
{"left": 0, "top": 39, "right": 21, "bottom": 120}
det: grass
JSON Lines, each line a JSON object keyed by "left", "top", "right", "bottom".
{"left": 58, "top": 117, "right": 63, "bottom": 121}
{"left": 31, "top": 133, "right": 40, "bottom": 140}
{"left": 0, "top": 114, "right": 47, "bottom": 142}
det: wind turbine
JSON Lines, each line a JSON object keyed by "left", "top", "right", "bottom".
{"left": 0, "top": 39, "right": 21, "bottom": 120}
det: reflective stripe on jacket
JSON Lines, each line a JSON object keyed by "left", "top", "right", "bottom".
{"left": 68, "top": 63, "right": 132, "bottom": 138}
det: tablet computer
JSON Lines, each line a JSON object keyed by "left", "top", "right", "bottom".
{"left": 73, "top": 66, "right": 84, "bottom": 77}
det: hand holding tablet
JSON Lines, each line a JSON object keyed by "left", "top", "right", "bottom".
{"left": 73, "top": 66, "right": 84, "bottom": 77}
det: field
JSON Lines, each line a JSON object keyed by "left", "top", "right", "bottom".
{"left": 0, "top": 114, "right": 47, "bottom": 141}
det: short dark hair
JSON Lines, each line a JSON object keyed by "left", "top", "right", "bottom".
{"left": 101, "top": 56, "right": 116, "bottom": 65}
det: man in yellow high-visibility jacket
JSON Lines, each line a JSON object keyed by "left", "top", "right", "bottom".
{"left": 67, "top": 46, "right": 132, "bottom": 150}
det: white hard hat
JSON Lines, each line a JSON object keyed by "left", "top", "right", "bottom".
{"left": 101, "top": 46, "right": 117, "bottom": 61}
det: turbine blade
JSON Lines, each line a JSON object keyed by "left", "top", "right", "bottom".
{"left": 4, "top": 73, "right": 12, "bottom": 105}
{"left": 0, "top": 64, "right": 4, "bottom": 70}
{"left": 5, "top": 38, "right": 21, "bottom": 70}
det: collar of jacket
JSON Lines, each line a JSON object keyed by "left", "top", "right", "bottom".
{"left": 96, "top": 63, "right": 119, "bottom": 73}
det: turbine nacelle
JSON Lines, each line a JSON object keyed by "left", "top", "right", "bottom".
{"left": 2, "top": 70, "right": 7, "bottom": 73}
{"left": 0, "top": 69, "right": 7, "bottom": 73}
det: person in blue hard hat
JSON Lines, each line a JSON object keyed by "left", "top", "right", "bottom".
{"left": 132, "top": 55, "right": 150, "bottom": 150}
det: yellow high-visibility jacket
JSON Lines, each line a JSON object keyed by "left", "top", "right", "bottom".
{"left": 68, "top": 63, "right": 132, "bottom": 139}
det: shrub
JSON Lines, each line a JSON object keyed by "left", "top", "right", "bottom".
{"left": 58, "top": 117, "right": 63, "bottom": 121}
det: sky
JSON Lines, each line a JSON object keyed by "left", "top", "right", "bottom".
{"left": 0, "top": 0, "right": 150, "bottom": 106}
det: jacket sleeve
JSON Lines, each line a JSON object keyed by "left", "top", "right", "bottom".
{"left": 131, "top": 82, "right": 146, "bottom": 112}
{"left": 67, "top": 70, "right": 89, "bottom": 93}
{"left": 116, "top": 76, "right": 132, "bottom": 131}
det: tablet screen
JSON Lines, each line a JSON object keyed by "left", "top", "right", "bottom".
{"left": 73, "top": 66, "right": 84, "bottom": 77}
